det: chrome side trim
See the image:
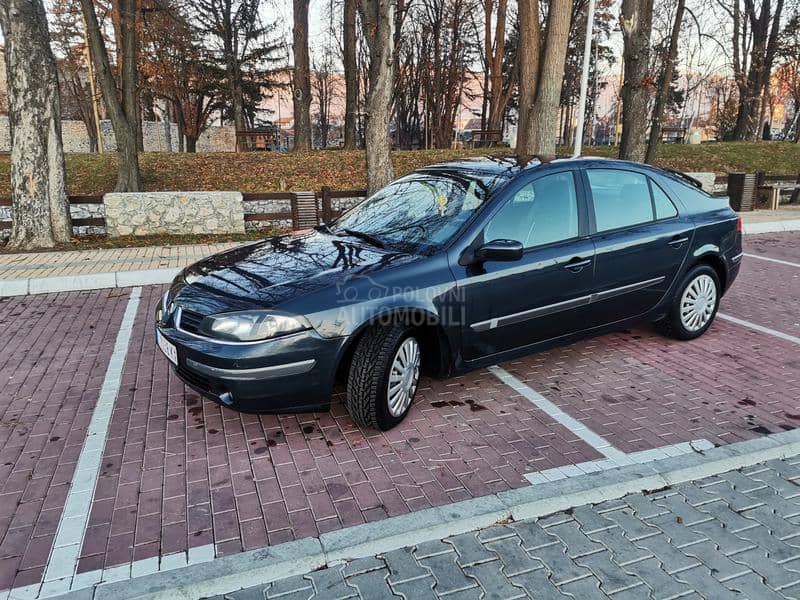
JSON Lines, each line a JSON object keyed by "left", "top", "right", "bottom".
{"left": 185, "top": 358, "right": 317, "bottom": 381}
{"left": 470, "top": 276, "right": 667, "bottom": 332}
{"left": 731, "top": 252, "right": 744, "bottom": 263}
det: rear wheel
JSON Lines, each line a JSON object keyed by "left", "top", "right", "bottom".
{"left": 346, "top": 324, "right": 420, "bottom": 430}
{"left": 655, "top": 265, "right": 720, "bottom": 340}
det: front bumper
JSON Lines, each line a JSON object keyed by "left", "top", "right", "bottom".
{"left": 155, "top": 308, "right": 347, "bottom": 413}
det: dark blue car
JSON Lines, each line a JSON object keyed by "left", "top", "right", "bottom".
{"left": 155, "top": 156, "right": 742, "bottom": 430}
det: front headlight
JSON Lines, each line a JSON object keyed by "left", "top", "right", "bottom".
{"left": 198, "top": 310, "right": 311, "bottom": 342}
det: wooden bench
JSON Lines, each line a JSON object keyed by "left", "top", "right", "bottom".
{"left": 468, "top": 129, "right": 503, "bottom": 148}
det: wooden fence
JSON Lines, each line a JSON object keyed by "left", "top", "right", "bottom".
{"left": 0, "top": 189, "right": 368, "bottom": 236}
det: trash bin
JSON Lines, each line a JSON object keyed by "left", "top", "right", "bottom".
{"left": 728, "top": 173, "right": 756, "bottom": 212}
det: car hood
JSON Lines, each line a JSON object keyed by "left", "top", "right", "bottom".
{"left": 175, "top": 230, "right": 419, "bottom": 312}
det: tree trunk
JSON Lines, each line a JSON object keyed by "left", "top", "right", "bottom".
{"left": 120, "top": 0, "right": 142, "bottom": 153}
{"left": 0, "top": 0, "right": 72, "bottom": 249}
{"left": 292, "top": 0, "right": 312, "bottom": 151}
{"left": 186, "top": 136, "right": 198, "bottom": 153}
{"left": 515, "top": 0, "right": 540, "bottom": 155}
{"left": 645, "top": 0, "right": 684, "bottom": 164}
{"left": 343, "top": 0, "right": 359, "bottom": 149}
{"left": 529, "top": 0, "right": 572, "bottom": 158}
{"left": 80, "top": 0, "right": 141, "bottom": 191}
{"left": 619, "top": 0, "right": 654, "bottom": 162}
{"left": 360, "top": 0, "right": 396, "bottom": 194}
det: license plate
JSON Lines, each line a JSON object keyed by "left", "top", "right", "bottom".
{"left": 156, "top": 330, "right": 178, "bottom": 365}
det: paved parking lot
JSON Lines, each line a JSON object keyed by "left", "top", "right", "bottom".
{"left": 0, "top": 232, "right": 798, "bottom": 598}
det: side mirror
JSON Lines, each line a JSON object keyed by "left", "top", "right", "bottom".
{"left": 474, "top": 239, "right": 524, "bottom": 263}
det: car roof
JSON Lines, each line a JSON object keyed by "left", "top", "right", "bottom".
{"left": 417, "top": 155, "right": 652, "bottom": 179}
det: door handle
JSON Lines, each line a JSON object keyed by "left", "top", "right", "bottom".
{"left": 668, "top": 236, "right": 689, "bottom": 248}
{"left": 564, "top": 257, "right": 592, "bottom": 272}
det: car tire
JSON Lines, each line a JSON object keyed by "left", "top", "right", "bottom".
{"left": 346, "top": 324, "right": 420, "bottom": 430}
{"left": 655, "top": 264, "right": 721, "bottom": 341}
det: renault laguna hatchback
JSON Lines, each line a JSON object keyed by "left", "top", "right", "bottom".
{"left": 155, "top": 156, "right": 742, "bottom": 430}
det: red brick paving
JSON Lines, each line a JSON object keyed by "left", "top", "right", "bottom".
{"left": 1, "top": 232, "right": 799, "bottom": 592}
{"left": 746, "top": 231, "right": 800, "bottom": 264}
{"left": 0, "top": 290, "right": 129, "bottom": 592}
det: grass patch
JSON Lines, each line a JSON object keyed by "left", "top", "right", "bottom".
{"left": 1, "top": 143, "right": 798, "bottom": 197}
{"left": 0, "top": 230, "right": 283, "bottom": 254}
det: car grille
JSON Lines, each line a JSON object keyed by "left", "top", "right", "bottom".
{"left": 178, "top": 309, "right": 204, "bottom": 334}
{"left": 175, "top": 365, "right": 213, "bottom": 393}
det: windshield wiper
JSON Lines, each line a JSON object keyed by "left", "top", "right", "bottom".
{"left": 341, "top": 229, "right": 385, "bottom": 248}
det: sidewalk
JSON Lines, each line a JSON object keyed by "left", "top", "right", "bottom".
{"left": 211, "top": 457, "right": 800, "bottom": 600}
{"left": 0, "top": 209, "right": 798, "bottom": 296}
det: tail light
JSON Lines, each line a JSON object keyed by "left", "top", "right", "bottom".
{"left": 736, "top": 216, "right": 742, "bottom": 233}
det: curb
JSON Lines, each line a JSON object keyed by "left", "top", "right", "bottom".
{"left": 0, "top": 268, "right": 180, "bottom": 297}
{"left": 39, "top": 429, "right": 800, "bottom": 600}
{"left": 742, "top": 219, "right": 800, "bottom": 234}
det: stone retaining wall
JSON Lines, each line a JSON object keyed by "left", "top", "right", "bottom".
{"left": 104, "top": 192, "right": 245, "bottom": 237}
{"left": 0, "top": 117, "right": 235, "bottom": 153}
{"left": 0, "top": 203, "right": 105, "bottom": 240}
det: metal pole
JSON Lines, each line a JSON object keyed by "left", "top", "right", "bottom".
{"left": 572, "top": 0, "right": 596, "bottom": 158}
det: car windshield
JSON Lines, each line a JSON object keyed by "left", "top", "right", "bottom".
{"left": 331, "top": 172, "right": 500, "bottom": 254}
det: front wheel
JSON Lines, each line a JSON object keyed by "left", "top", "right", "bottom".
{"left": 655, "top": 265, "right": 721, "bottom": 340}
{"left": 346, "top": 324, "right": 420, "bottom": 430}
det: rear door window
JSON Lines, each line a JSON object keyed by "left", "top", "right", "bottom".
{"left": 587, "top": 169, "right": 653, "bottom": 232}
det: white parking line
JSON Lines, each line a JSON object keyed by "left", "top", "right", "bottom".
{"left": 37, "top": 287, "right": 142, "bottom": 598}
{"left": 743, "top": 253, "right": 800, "bottom": 268}
{"left": 487, "top": 365, "right": 714, "bottom": 485}
{"left": 717, "top": 313, "right": 800, "bottom": 345}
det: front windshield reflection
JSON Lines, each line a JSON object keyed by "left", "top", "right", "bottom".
{"left": 332, "top": 173, "right": 499, "bottom": 254}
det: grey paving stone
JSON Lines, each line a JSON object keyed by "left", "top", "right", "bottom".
{"left": 724, "top": 572, "right": 786, "bottom": 599}
{"left": 528, "top": 544, "right": 594, "bottom": 586}
{"left": 382, "top": 547, "right": 432, "bottom": 585}
{"left": 728, "top": 548, "right": 800, "bottom": 591}
{"left": 674, "top": 482, "right": 724, "bottom": 507}
{"left": 465, "top": 561, "right": 527, "bottom": 600}
{"left": 690, "top": 519, "right": 756, "bottom": 556}
{"left": 634, "top": 534, "right": 701, "bottom": 575}
{"left": 624, "top": 495, "right": 669, "bottom": 521}
{"left": 571, "top": 505, "right": 618, "bottom": 535}
{"left": 415, "top": 540, "right": 455, "bottom": 559}
{"left": 734, "top": 525, "right": 800, "bottom": 564}
{"left": 589, "top": 527, "right": 653, "bottom": 566}
{"left": 624, "top": 557, "right": 694, "bottom": 600}
{"left": 224, "top": 588, "right": 267, "bottom": 600}
{"left": 485, "top": 535, "right": 544, "bottom": 577}
{"left": 266, "top": 574, "right": 313, "bottom": 599}
{"left": 388, "top": 575, "right": 437, "bottom": 600}
{"left": 698, "top": 498, "right": 760, "bottom": 533}
{"left": 748, "top": 469, "right": 800, "bottom": 499}
{"left": 745, "top": 486, "right": 800, "bottom": 520}
{"left": 594, "top": 499, "right": 628, "bottom": 514}
{"left": 605, "top": 509, "right": 661, "bottom": 542}
{"left": 764, "top": 458, "right": 800, "bottom": 482}
{"left": 654, "top": 494, "right": 713, "bottom": 527}
{"left": 606, "top": 584, "right": 653, "bottom": 600}
{"left": 477, "top": 525, "right": 516, "bottom": 544}
{"left": 346, "top": 570, "right": 400, "bottom": 599}
{"left": 741, "top": 505, "right": 800, "bottom": 541}
{"left": 509, "top": 569, "right": 573, "bottom": 599}
{"left": 436, "top": 587, "right": 484, "bottom": 600}
{"left": 510, "top": 520, "right": 561, "bottom": 551}
{"left": 576, "top": 551, "right": 644, "bottom": 595}
{"left": 647, "top": 513, "right": 708, "bottom": 549}
{"left": 343, "top": 557, "right": 387, "bottom": 578}
{"left": 538, "top": 513, "right": 574, "bottom": 528}
{"left": 717, "top": 470, "right": 768, "bottom": 494}
{"left": 679, "top": 540, "right": 751, "bottom": 582}
{"left": 417, "top": 551, "right": 479, "bottom": 596}
{"left": 558, "top": 575, "right": 610, "bottom": 599}
{"left": 305, "top": 565, "right": 358, "bottom": 599}
{"left": 547, "top": 521, "right": 606, "bottom": 559}
{"left": 674, "top": 565, "right": 740, "bottom": 599}
{"left": 445, "top": 532, "right": 496, "bottom": 567}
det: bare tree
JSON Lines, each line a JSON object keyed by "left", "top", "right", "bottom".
{"left": 515, "top": 0, "right": 540, "bottom": 154}
{"left": 360, "top": 0, "right": 396, "bottom": 193}
{"left": 0, "top": 0, "right": 72, "bottom": 249}
{"left": 343, "top": 0, "right": 359, "bottom": 148}
{"left": 619, "top": 0, "right": 654, "bottom": 161}
{"left": 645, "top": 0, "right": 685, "bottom": 163}
{"left": 293, "top": 0, "right": 312, "bottom": 150}
{"left": 80, "top": 0, "right": 142, "bottom": 190}
{"left": 530, "top": 0, "right": 573, "bottom": 157}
